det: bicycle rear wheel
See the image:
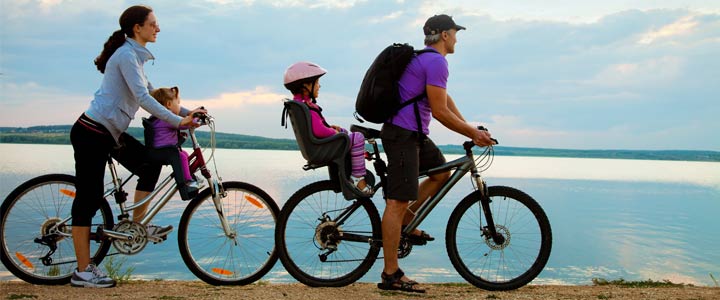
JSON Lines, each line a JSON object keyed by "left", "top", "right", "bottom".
{"left": 446, "top": 186, "right": 552, "bottom": 291}
{"left": 178, "top": 181, "right": 280, "bottom": 285}
{"left": 0, "top": 174, "right": 114, "bottom": 285}
{"left": 275, "top": 180, "right": 381, "bottom": 287}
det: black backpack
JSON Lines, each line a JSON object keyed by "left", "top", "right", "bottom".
{"left": 355, "top": 43, "right": 434, "bottom": 128}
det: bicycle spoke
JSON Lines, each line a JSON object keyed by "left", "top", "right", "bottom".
{"left": 447, "top": 187, "right": 551, "bottom": 290}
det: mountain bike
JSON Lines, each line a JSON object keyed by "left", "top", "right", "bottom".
{"left": 275, "top": 124, "right": 552, "bottom": 291}
{"left": 0, "top": 114, "right": 280, "bottom": 285}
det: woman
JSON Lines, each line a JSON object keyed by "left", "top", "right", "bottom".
{"left": 69, "top": 5, "right": 205, "bottom": 288}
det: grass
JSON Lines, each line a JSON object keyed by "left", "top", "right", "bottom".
{"left": 254, "top": 279, "right": 270, "bottom": 286}
{"left": 435, "top": 282, "right": 471, "bottom": 287}
{"left": 47, "top": 266, "right": 60, "bottom": 277}
{"left": 377, "top": 290, "right": 435, "bottom": 298}
{"left": 592, "top": 278, "right": 689, "bottom": 288}
{"left": 710, "top": 273, "right": 718, "bottom": 287}
{"left": 103, "top": 256, "right": 136, "bottom": 283}
{"left": 6, "top": 295, "right": 37, "bottom": 300}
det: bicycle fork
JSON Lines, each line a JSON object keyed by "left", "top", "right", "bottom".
{"left": 207, "top": 179, "right": 236, "bottom": 242}
{"left": 474, "top": 173, "right": 506, "bottom": 245}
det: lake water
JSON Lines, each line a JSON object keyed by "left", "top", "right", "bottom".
{"left": 1, "top": 144, "right": 718, "bottom": 286}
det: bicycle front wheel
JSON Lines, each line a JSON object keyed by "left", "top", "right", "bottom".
{"left": 0, "top": 174, "right": 114, "bottom": 285}
{"left": 446, "top": 186, "right": 552, "bottom": 291}
{"left": 178, "top": 181, "right": 280, "bottom": 285}
{"left": 276, "top": 180, "right": 381, "bottom": 287}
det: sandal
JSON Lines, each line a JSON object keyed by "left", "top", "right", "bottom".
{"left": 402, "top": 225, "right": 435, "bottom": 245}
{"left": 377, "top": 268, "right": 425, "bottom": 293}
{"left": 351, "top": 176, "right": 373, "bottom": 196}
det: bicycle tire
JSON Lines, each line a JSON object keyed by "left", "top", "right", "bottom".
{"left": 178, "top": 181, "right": 280, "bottom": 285}
{"left": 275, "top": 180, "right": 381, "bottom": 287}
{"left": 446, "top": 186, "right": 552, "bottom": 291}
{"left": 0, "top": 174, "right": 114, "bottom": 285}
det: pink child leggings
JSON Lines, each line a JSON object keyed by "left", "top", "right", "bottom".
{"left": 349, "top": 132, "right": 366, "bottom": 178}
{"left": 179, "top": 150, "right": 192, "bottom": 181}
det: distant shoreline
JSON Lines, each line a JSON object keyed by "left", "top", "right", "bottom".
{"left": 1, "top": 125, "right": 719, "bottom": 162}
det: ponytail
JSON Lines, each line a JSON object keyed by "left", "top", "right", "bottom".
{"left": 93, "top": 5, "right": 153, "bottom": 74}
{"left": 94, "top": 30, "right": 126, "bottom": 73}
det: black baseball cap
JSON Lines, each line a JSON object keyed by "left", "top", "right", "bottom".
{"left": 423, "top": 14, "right": 466, "bottom": 35}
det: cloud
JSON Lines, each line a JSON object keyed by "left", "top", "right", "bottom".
{"left": 638, "top": 15, "right": 700, "bottom": 44}
{"left": 182, "top": 86, "right": 286, "bottom": 110}
{"left": 587, "top": 56, "right": 685, "bottom": 88}
{"left": 368, "top": 11, "right": 404, "bottom": 24}
{"left": 1, "top": 0, "right": 122, "bottom": 20}
{"left": 203, "top": 0, "right": 367, "bottom": 9}
{"left": 0, "top": 82, "right": 88, "bottom": 126}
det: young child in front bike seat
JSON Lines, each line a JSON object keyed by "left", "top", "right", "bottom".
{"left": 283, "top": 61, "right": 372, "bottom": 196}
{"left": 147, "top": 86, "right": 200, "bottom": 200}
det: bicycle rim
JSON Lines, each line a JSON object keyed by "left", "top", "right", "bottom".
{"left": 178, "top": 181, "right": 279, "bottom": 285}
{"left": 277, "top": 181, "right": 381, "bottom": 287}
{"left": 446, "top": 186, "right": 552, "bottom": 290}
{"left": 0, "top": 174, "right": 113, "bottom": 285}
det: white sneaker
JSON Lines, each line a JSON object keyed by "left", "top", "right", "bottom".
{"left": 194, "top": 176, "right": 207, "bottom": 189}
{"left": 70, "top": 264, "right": 116, "bottom": 288}
{"left": 146, "top": 224, "right": 173, "bottom": 243}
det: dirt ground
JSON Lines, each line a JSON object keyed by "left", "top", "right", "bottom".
{"left": 1, "top": 281, "right": 718, "bottom": 300}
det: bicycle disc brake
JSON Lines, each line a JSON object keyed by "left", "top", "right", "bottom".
{"left": 484, "top": 224, "right": 511, "bottom": 250}
{"left": 112, "top": 220, "right": 148, "bottom": 255}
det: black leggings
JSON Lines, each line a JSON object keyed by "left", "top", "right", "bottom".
{"left": 70, "top": 115, "right": 160, "bottom": 226}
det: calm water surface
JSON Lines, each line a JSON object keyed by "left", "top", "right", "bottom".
{"left": 1, "top": 144, "right": 718, "bottom": 286}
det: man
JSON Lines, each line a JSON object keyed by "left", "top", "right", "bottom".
{"left": 378, "top": 14, "right": 495, "bottom": 293}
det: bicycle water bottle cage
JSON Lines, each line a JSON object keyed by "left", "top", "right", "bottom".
{"left": 282, "top": 100, "right": 368, "bottom": 200}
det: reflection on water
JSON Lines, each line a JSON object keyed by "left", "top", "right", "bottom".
{"left": 1, "top": 144, "right": 719, "bottom": 286}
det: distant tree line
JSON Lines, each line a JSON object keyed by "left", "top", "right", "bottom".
{"left": 1, "top": 125, "right": 718, "bottom": 162}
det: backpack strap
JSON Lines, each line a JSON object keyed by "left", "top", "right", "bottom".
{"left": 393, "top": 49, "right": 436, "bottom": 138}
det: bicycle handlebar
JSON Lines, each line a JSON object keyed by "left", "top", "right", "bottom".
{"left": 191, "top": 107, "right": 212, "bottom": 125}
{"left": 463, "top": 126, "right": 499, "bottom": 152}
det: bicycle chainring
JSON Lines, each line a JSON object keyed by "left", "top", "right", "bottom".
{"left": 397, "top": 238, "right": 413, "bottom": 258}
{"left": 112, "top": 220, "right": 148, "bottom": 255}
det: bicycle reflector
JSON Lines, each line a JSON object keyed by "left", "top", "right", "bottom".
{"left": 60, "top": 189, "right": 76, "bottom": 198}
{"left": 244, "top": 195, "right": 264, "bottom": 209}
{"left": 211, "top": 268, "right": 233, "bottom": 276}
{"left": 15, "top": 252, "right": 34, "bottom": 269}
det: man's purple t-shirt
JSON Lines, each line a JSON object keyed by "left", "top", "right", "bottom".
{"left": 389, "top": 47, "right": 448, "bottom": 135}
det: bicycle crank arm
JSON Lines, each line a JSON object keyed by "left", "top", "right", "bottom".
{"left": 98, "top": 228, "right": 134, "bottom": 241}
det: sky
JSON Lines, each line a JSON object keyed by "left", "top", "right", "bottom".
{"left": 1, "top": 0, "right": 719, "bottom": 151}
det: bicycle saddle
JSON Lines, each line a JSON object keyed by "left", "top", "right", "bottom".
{"left": 350, "top": 125, "right": 380, "bottom": 139}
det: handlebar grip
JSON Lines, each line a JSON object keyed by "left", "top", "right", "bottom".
{"left": 476, "top": 126, "right": 498, "bottom": 144}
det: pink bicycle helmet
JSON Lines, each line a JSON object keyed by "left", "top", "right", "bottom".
{"left": 283, "top": 61, "right": 327, "bottom": 86}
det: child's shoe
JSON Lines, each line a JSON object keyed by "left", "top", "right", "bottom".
{"left": 179, "top": 181, "right": 199, "bottom": 200}
{"left": 351, "top": 176, "right": 373, "bottom": 197}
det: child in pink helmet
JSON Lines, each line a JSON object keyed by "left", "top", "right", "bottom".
{"left": 284, "top": 61, "right": 372, "bottom": 195}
